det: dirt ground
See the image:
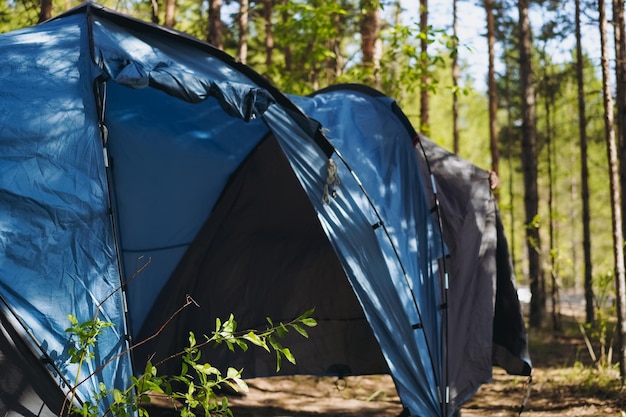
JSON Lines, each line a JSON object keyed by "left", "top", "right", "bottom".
{"left": 148, "top": 309, "right": 626, "bottom": 417}
{"left": 224, "top": 312, "right": 626, "bottom": 417}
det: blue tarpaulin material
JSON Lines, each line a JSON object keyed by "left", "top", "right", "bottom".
{"left": 0, "top": 4, "right": 530, "bottom": 417}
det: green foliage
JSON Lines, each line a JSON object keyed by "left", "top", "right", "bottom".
{"left": 0, "top": 0, "right": 40, "bottom": 33}
{"left": 63, "top": 309, "right": 317, "bottom": 417}
{"left": 269, "top": 0, "right": 354, "bottom": 94}
{"left": 66, "top": 314, "right": 115, "bottom": 364}
{"left": 578, "top": 271, "right": 618, "bottom": 370}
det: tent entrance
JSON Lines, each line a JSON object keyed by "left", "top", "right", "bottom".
{"left": 103, "top": 83, "right": 388, "bottom": 379}
{"left": 131, "top": 132, "right": 389, "bottom": 378}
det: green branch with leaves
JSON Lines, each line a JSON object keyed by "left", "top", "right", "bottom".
{"left": 63, "top": 303, "right": 317, "bottom": 417}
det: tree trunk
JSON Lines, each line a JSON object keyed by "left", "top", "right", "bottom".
{"left": 614, "top": 0, "right": 626, "bottom": 274}
{"left": 485, "top": 0, "right": 499, "bottom": 187}
{"left": 599, "top": 0, "right": 626, "bottom": 381}
{"left": 544, "top": 70, "right": 561, "bottom": 332}
{"left": 208, "top": 0, "right": 223, "bottom": 50}
{"left": 389, "top": 1, "right": 403, "bottom": 100}
{"left": 281, "top": 0, "right": 291, "bottom": 71}
{"left": 264, "top": 0, "right": 274, "bottom": 69}
{"left": 238, "top": 0, "right": 249, "bottom": 64}
{"left": 518, "top": 0, "right": 544, "bottom": 328}
{"left": 150, "top": 0, "right": 159, "bottom": 24}
{"left": 576, "top": 0, "right": 595, "bottom": 326}
{"left": 38, "top": 0, "right": 52, "bottom": 23}
{"left": 419, "top": 0, "right": 429, "bottom": 134}
{"left": 614, "top": 0, "right": 626, "bottom": 156}
{"left": 505, "top": 64, "right": 516, "bottom": 268}
{"left": 327, "top": 9, "right": 344, "bottom": 84}
{"left": 164, "top": 0, "right": 176, "bottom": 28}
{"left": 452, "top": 0, "right": 460, "bottom": 154}
{"left": 360, "top": 0, "right": 381, "bottom": 88}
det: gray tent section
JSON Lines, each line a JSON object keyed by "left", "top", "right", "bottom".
{"left": 415, "top": 135, "right": 531, "bottom": 405}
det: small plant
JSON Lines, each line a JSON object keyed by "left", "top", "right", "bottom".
{"left": 63, "top": 307, "right": 317, "bottom": 417}
{"left": 578, "top": 271, "right": 617, "bottom": 370}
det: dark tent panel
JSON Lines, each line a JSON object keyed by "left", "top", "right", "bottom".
{"left": 0, "top": 5, "right": 530, "bottom": 417}
{"left": 0, "top": 304, "right": 66, "bottom": 417}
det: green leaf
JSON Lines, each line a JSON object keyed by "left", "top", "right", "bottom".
{"left": 113, "top": 388, "right": 124, "bottom": 404}
{"left": 301, "top": 318, "right": 317, "bottom": 327}
{"left": 243, "top": 331, "right": 268, "bottom": 351}
{"left": 194, "top": 363, "right": 220, "bottom": 376}
{"left": 276, "top": 323, "right": 289, "bottom": 338}
{"left": 281, "top": 347, "right": 296, "bottom": 365}
{"left": 235, "top": 339, "right": 249, "bottom": 351}
{"left": 291, "top": 324, "right": 309, "bottom": 338}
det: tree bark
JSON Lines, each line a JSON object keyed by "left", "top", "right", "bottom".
{"left": 452, "top": 0, "right": 460, "bottom": 154}
{"left": 164, "top": 0, "right": 176, "bottom": 28}
{"left": 614, "top": 0, "right": 626, "bottom": 274}
{"left": 599, "top": 0, "right": 626, "bottom": 381}
{"left": 264, "top": 0, "right": 274, "bottom": 69}
{"left": 544, "top": 69, "right": 561, "bottom": 332}
{"left": 281, "top": 0, "right": 292, "bottom": 71}
{"left": 419, "top": 0, "right": 429, "bottom": 134}
{"left": 237, "top": 0, "right": 249, "bottom": 64}
{"left": 150, "top": 0, "right": 159, "bottom": 24}
{"left": 327, "top": 8, "right": 344, "bottom": 84}
{"left": 360, "top": 0, "right": 381, "bottom": 88}
{"left": 208, "top": 0, "right": 223, "bottom": 50}
{"left": 38, "top": 0, "right": 52, "bottom": 23}
{"left": 485, "top": 0, "right": 499, "bottom": 187}
{"left": 576, "top": 0, "right": 595, "bottom": 326}
{"left": 518, "top": 0, "right": 544, "bottom": 328}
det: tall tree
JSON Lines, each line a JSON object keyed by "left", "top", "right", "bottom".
{"left": 360, "top": 0, "right": 381, "bottom": 89}
{"left": 208, "top": 0, "right": 223, "bottom": 49}
{"left": 599, "top": 0, "right": 626, "bottom": 381}
{"left": 164, "top": 0, "right": 176, "bottom": 28}
{"left": 237, "top": 0, "right": 249, "bottom": 64}
{"left": 264, "top": 0, "right": 274, "bottom": 69}
{"left": 518, "top": 0, "right": 543, "bottom": 328}
{"left": 576, "top": 0, "right": 594, "bottom": 325}
{"left": 39, "top": 0, "right": 52, "bottom": 23}
{"left": 150, "top": 0, "right": 159, "bottom": 24}
{"left": 614, "top": 0, "right": 626, "bottom": 256}
{"left": 326, "top": 3, "right": 346, "bottom": 84}
{"left": 542, "top": 62, "right": 560, "bottom": 331}
{"left": 419, "top": 0, "right": 429, "bottom": 134}
{"left": 281, "top": 0, "right": 292, "bottom": 72}
{"left": 485, "top": 0, "right": 499, "bottom": 185}
{"left": 452, "top": 0, "right": 460, "bottom": 154}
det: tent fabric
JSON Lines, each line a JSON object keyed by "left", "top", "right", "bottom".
{"left": 0, "top": 5, "right": 530, "bottom": 417}
{"left": 294, "top": 84, "right": 531, "bottom": 412}
{"left": 0, "top": 303, "right": 64, "bottom": 417}
{"left": 414, "top": 135, "right": 531, "bottom": 408}
{"left": 0, "top": 11, "right": 133, "bottom": 413}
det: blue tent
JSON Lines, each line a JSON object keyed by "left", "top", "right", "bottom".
{"left": 0, "top": 4, "right": 529, "bottom": 417}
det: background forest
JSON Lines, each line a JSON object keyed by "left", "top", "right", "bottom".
{"left": 4, "top": 0, "right": 626, "bottom": 390}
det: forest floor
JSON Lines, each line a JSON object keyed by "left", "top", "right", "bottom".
{"left": 227, "top": 298, "right": 626, "bottom": 417}
{"left": 148, "top": 300, "right": 626, "bottom": 417}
